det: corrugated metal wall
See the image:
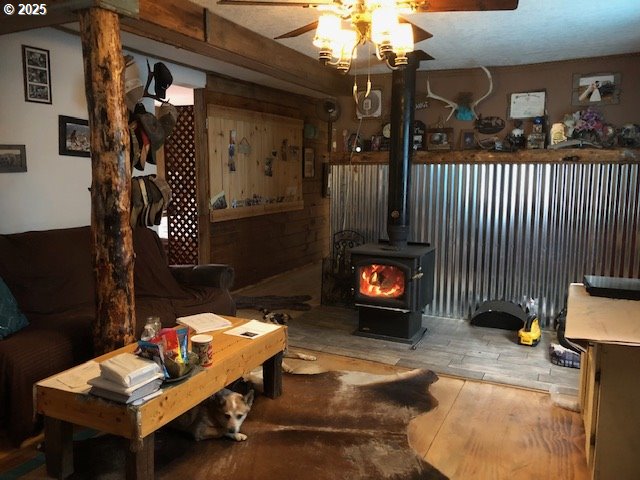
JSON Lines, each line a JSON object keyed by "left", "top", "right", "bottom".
{"left": 330, "top": 162, "right": 640, "bottom": 326}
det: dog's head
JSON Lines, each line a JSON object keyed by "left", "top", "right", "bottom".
{"left": 260, "top": 309, "right": 291, "bottom": 325}
{"left": 211, "top": 389, "right": 254, "bottom": 435}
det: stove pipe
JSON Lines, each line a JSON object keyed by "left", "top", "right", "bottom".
{"left": 387, "top": 55, "right": 419, "bottom": 249}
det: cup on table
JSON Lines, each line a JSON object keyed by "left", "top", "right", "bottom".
{"left": 191, "top": 334, "right": 213, "bottom": 367}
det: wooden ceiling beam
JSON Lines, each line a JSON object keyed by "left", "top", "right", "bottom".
{"left": 1, "top": 0, "right": 351, "bottom": 96}
{"left": 120, "top": 5, "right": 351, "bottom": 96}
{"left": 0, "top": 0, "right": 137, "bottom": 34}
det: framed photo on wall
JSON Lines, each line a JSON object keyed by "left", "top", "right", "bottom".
{"left": 22, "top": 45, "right": 52, "bottom": 104}
{"left": 0, "top": 145, "right": 27, "bottom": 173}
{"left": 508, "top": 90, "right": 546, "bottom": 119}
{"left": 58, "top": 115, "right": 91, "bottom": 157}
{"left": 303, "top": 147, "right": 315, "bottom": 178}
{"left": 572, "top": 72, "right": 620, "bottom": 106}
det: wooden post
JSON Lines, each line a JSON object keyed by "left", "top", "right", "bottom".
{"left": 78, "top": 7, "right": 136, "bottom": 354}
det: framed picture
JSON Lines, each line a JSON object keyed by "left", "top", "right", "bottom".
{"left": 58, "top": 115, "right": 91, "bottom": 157}
{"left": 22, "top": 45, "right": 52, "bottom": 104}
{"left": 572, "top": 72, "right": 620, "bottom": 106}
{"left": 303, "top": 147, "right": 315, "bottom": 178}
{"left": 426, "top": 128, "right": 453, "bottom": 151}
{"left": 508, "top": 90, "right": 546, "bottom": 119}
{"left": 0, "top": 145, "right": 27, "bottom": 173}
{"left": 460, "top": 130, "right": 476, "bottom": 150}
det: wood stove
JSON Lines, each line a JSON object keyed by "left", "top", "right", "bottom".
{"left": 351, "top": 242, "right": 435, "bottom": 342}
{"left": 351, "top": 52, "right": 435, "bottom": 343}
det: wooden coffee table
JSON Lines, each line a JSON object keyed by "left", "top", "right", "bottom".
{"left": 35, "top": 316, "right": 286, "bottom": 479}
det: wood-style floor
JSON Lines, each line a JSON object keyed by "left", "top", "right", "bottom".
{"left": 0, "top": 261, "right": 589, "bottom": 479}
{"left": 236, "top": 261, "right": 580, "bottom": 392}
{"left": 236, "top": 262, "right": 590, "bottom": 479}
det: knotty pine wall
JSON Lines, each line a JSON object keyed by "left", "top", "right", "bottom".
{"left": 198, "top": 76, "right": 331, "bottom": 289}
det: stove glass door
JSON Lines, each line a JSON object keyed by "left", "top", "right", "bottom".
{"left": 358, "top": 263, "right": 406, "bottom": 299}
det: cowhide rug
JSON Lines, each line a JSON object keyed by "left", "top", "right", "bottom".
{"left": 36, "top": 369, "right": 447, "bottom": 479}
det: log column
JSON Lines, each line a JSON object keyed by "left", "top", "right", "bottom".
{"left": 78, "top": 8, "right": 135, "bottom": 354}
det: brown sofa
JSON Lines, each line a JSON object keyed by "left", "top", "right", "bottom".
{"left": 0, "top": 226, "right": 235, "bottom": 446}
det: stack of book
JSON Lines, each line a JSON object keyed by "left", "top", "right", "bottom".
{"left": 88, "top": 353, "right": 164, "bottom": 404}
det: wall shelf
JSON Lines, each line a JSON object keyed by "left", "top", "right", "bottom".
{"left": 210, "top": 200, "right": 304, "bottom": 222}
{"left": 328, "top": 148, "right": 639, "bottom": 165}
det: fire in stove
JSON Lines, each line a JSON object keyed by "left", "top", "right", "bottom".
{"left": 359, "top": 264, "right": 405, "bottom": 298}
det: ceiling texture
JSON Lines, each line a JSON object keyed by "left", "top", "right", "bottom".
{"left": 196, "top": 0, "right": 640, "bottom": 74}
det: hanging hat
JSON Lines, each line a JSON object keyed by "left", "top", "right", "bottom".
{"left": 124, "top": 56, "right": 144, "bottom": 111}
{"left": 145, "top": 176, "right": 165, "bottom": 226}
{"left": 133, "top": 121, "right": 149, "bottom": 170}
{"left": 153, "top": 62, "right": 173, "bottom": 99}
{"left": 150, "top": 175, "right": 172, "bottom": 210}
{"left": 158, "top": 103, "right": 178, "bottom": 138}
{"left": 129, "top": 123, "right": 141, "bottom": 171}
{"left": 130, "top": 175, "right": 143, "bottom": 228}
{"left": 137, "top": 112, "right": 165, "bottom": 165}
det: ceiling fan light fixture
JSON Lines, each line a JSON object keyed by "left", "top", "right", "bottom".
{"left": 370, "top": 7, "right": 398, "bottom": 45}
{"left": 330, "top": 28, "right": 358, "bottom": 72}
{"left": 312, "top": 0, "right": 417, "bottom": 72}
{"left": 391, "top": 22, "right": 414, "bottom": 60}
{"left": 313, "top": 13, "right": 341, "bottom": 49}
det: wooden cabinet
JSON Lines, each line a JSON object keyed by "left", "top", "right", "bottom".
{"left": 567, "top": 284, "right": 640, "bottom": 479}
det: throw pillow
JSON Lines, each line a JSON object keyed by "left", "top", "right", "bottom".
{"left": 0, "top": 276, "right": 29, "bottom": 339}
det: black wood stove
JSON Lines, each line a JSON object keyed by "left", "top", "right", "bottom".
{"left": 351, "top": 53, "right": 435, "bottom": 343}
{"left": 351, "top": 242, "right": 434, "bottom": 342}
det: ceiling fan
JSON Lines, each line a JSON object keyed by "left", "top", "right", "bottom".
{"left": 218, "top": 0, "right": 519, "bottom": 47}
{"left": 217, "top": 0, "right": 518, "bottom": 72}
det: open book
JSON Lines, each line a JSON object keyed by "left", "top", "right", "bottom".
{"left": 176, "top": 312, "right": 232, "bottom": 334}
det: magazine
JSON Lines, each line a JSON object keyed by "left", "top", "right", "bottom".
{"left": 223, "top": 320, "right": 280, "bottom": 339}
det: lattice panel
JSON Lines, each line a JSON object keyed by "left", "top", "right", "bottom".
{"left": 165, "top": 105, "right": 198, "bottom": 265}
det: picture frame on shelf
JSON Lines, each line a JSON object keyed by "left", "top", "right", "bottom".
{"left": 572, "top": 72, "right": 620, "bottom": 106}
{"left": 460, "top": 130, "right": 476, "bottom": 150}
{"left": 58, "top": 115, "right": 91, "bottom": 157}
{"left": 0, "top": 145, "right": 27, "bottom": 173}
{"left": 22, "top": 45, "right": 52, "bottom": 104}
{"left": 303, "top": 147, "right": 315, "bottom": 178}
{"left": 508, "top": 90, "right": 546, "bottom": 119}
{"left": 426, "top": 128, "right": 453, "bottom": 151}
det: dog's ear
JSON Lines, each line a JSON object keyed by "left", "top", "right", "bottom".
{"left": 244, "top": 389, "right": 255, "bottom": 407}
{"left": 213, "top": 391, "right": 226, "bottom": 406}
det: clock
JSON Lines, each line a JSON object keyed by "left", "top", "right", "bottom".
{"left": 382, "top": 122, "right": 391, "bottom": 139}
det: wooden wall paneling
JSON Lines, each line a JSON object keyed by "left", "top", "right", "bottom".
{"left": 202, "top": 79, "right": 331, "bottom": 288}
{"left": 207, "top": 105, "right": 303, "bottom": 222}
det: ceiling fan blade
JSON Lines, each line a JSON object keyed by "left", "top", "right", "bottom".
{"left": 275, "top": 21, "right": 319, "bottom": 39}
{"left": 217, "top": 0, "right": 330, "bottom": 6}
{"left": 399, "top": 18, "right": 433, "bottom": 43}
{"left": 412, "top": 49, "right": 434, "bottom": 61}
{"left": 413, "top": 0, "right": 518, "bottom": 12}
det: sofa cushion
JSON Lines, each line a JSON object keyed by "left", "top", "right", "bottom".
{"left": 0, "top": 227, "right": 95, "bottom": 315}
{"left": 0, "top": 276, "right": 29, "bottom": 339}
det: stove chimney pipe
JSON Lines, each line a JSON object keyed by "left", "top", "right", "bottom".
{"left": 387, "top": 55, "right": 419, "bottom": 249}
